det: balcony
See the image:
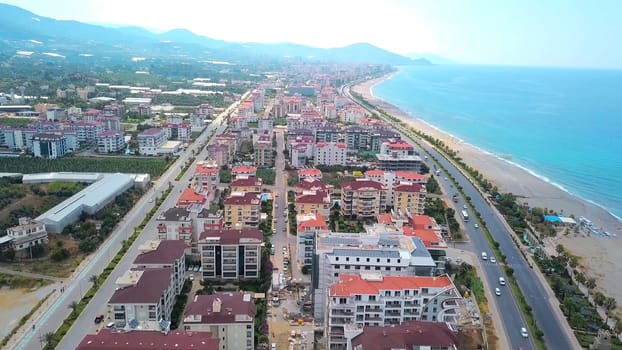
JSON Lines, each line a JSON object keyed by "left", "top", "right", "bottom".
{"left": 331, "top": 309, "right": 353, "bottom": 316}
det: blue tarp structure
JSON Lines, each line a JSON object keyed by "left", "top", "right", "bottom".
{"left": 544, "top": 215, "right": 562, "bottom": 222}
{"left": 261, "top": 193, "right": 270, "bottom": 202}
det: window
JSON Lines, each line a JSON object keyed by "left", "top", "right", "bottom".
{"left": 376, "top": 258, "right": 380, "bottom": 262}
{"left": 355, "top": 295, "right": 362, "bottom": 301}
{"left": 346, "top": 257, "right": 350, "bottom": 261}
{"left": 385, "top": 267, "right": 390, "bottom": 271}
{"left": 386, "top": 259, "right": 390, "bottom": 263}
{"left": 336, "top": 257, "right": 339, "bottom": 261}
{"left": 356, "top": 257, "right": 360, "bottom": 262}
{"left": 375, "top": 266, "right": 380, "bottom": 270}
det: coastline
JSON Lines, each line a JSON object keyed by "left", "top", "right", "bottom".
{"left": 353, "top": 74, "right": 622, "bottom": 305}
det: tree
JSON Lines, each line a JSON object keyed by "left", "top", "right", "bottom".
{"left": 604, "top": 297, "right": 617, "bottom": 312}
{"left": 593, "top": 291, "right": 606, "bottom": 306}
{"left": 43, "top": 331, "right": 56, "bottom": 344}
{"left": 585, "top": 277, "right": 597, "bottom": 290}
{"left": 68, "top": 301, "right": 79, "bottom": 314}
{"left": 555, "top": 244, "right": 565, "bottom": 255}
{"left": 89, "top": 275, "right": 99, "bottom": 288}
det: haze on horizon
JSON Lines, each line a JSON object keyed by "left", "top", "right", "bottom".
{"left": 4, "top": 0, "right": 622, "bottom": 69}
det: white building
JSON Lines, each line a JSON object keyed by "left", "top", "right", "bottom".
{"left": 133, "top": 240, "right": 187, "bottom": 296}
{"left": 32, "top": 132, "right": 71, "bottom": 159}
{"left": 326, "top": 272, "right": 460, "bottom": 350}
{"left": 108, "top": 268, "right": 175, "bottom": 331}
{"left": 313, "top": 226, "right": 437, "bottom": 322}
{"left": 97, "top": 130, "right": 126, "bottom": 153}
{"left": 155, "top": 208, "right": 193, "bottom": 247}
{"left": 315, "top": 142, "right": 347, "bottom": 166}
{"left": 183, "top": 292, "right": 256, "bottom": 350}
{"left": 198, "top": 229, "right": 263, "bottom": 281}
{"left": 3, "top": 217, "right": 48, "bottom": 258}
{"left": 137, "top": 128, "right": 167, "bottom": 156}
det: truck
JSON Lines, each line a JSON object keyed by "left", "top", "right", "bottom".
{"left": 272, "top": 269, "right": 280, "bottom": 291}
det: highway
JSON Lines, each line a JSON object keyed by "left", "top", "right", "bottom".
{"left": 15, "top": 98, "right": 240, "bottom": 350}
{"left": 343, "top": 82, "right": 576, "bottom": 350}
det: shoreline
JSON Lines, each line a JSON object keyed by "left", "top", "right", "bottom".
{"left": 354, "top": 73, "right": 622, "bottom": 305}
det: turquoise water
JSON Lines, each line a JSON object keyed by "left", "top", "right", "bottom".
{"left": 372, "top": 65, "right": 622, "bottom": 221}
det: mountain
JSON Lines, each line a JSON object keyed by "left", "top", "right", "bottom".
{"left": 406, "top": 53, "right": 455, "bottom": 65}
{"left": 0, "top": 3, "right": 417, "bottom": 65}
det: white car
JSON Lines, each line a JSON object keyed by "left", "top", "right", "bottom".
{"left": 520, "top": 327, "right": 529, "bottom": 338}
{"left": 271, "top": 343, "right": 277, "bottom": 350}
{"left": 490, "top": 257, "right": 496, "bottom": 264}
{"left": 495, "top": 288, "right": 501, "bottom": 296}
{"left": 474, "top": 223, "right": 479, "bottom": 229}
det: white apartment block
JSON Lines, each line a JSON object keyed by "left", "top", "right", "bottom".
{"left": 315, "top": 142, "right": 347, "bottom": 166}
{"left": 156, "top": 208, "right": 193, "bottom": 246}
{"left": 326, "top": 272, "right": 460, "bottom": 350}
{"left": 313, "top": 226, "right": 437, "bottom": 322}
{"left": 97, "top": 130, "right": 126, "bottom": 153}
{"left": 3, "top": 217, "right": 48, "bottom": 258}
{"left": 137, "top": 128, "right": 167, "bottom": 156}
{"left": 133, "top": 240, "right": 187, "bottom": 296}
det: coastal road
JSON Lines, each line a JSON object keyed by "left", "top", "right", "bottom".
{"left": 14, "top": 97, "right": 241, "bottom": 350}
{"left": 344, "top": 82, "right": 576, "bottom": 350}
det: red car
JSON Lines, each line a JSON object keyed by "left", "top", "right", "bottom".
{"left": 94, "top": 314, "right": 104, "bottom": 324}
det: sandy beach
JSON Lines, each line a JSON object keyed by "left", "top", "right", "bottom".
{"left": 353, "top": 75, "right": 622, "bottom": 308}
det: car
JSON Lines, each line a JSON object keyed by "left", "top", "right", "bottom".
{"left": 463, "top": 205, "right": 467, "bottom": 209}
{"left": 499, "top": 277, "right": 506, "bottom": 285}
{"left": 189, "top": 273, "right": 194, "bottom": 281}
{"left": 106, "top": 322, "right": 116, "bottom": 329}
{"left": 271, "top": 343, "right": 277, "bottom": 350}
{"left": 520, "top": 327, "right": 529, "bottom": 338}
{"left": 474, "top": 223, "right": 479, "bottom": 228}
{"left": 94, "top": 314, "right": 105, "bottom": 324}
{"left": 495, "top": 288, "right": 501, "bottom": 296}
{"left": 490, "top": 257, "right": 496, "bottom": 263}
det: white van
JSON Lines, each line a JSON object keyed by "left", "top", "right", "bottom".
{"left": 481, "top": 252, "right": 488, "bottom": 260}
{"left": 499, "top": 277, "right": 506, "bottom": 285}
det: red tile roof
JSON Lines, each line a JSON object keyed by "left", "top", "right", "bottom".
{"left": 76, "top": 329, "right": 219, "bottom": 350}
{"left": 394, "top": 183, "right": 425, "bottom": 193}
{"left": 329, "top": 273, "right": 452, "bottom": 297}
{"left": 316, "top": 141, "right": 345, "bottom": 148}
{"left": 199, "top": 229, "right": 263, "bottom": 244}
{"left": 195, "top": 165, "right": 219, "bottom": 176}
{"left": 341, "top": 180, "right": 384, "bottom": 191}
{"left": 386, "top": 140, "right": 414, "bottom": 150}
{"left": 297, "top": 213, "right": 328, "bottom": 232}
{"left": 377, "top": 213, "right": 393, "bottom": 225}
{"left": 410, "top": 215, "right": 435, "bottom": 229}
{"left": 295, "top": 179, "right": 331, "bottom": 192}
{"left": 350, "top": 321, "right": 458, "bottom": 350}
{"left": 224, "top": 192, "right": 260, "bottom": 205}
{"left": 139, "top": 127, "right": 164, "bottom": 136}
{"left": 403, "top": 227, "right": 446, "bottom": 248}
{"left": 296, "top": 190, "right": 330, "bottom": 205}
{"left": 108, "top": 268, "right": 172, "bottom": 304}
{"left": 133, "top": 240, "right": 187, "bottom": 265}
{"left": 365, "top": 170, "right": 384, "bottom": 177}
{"left": 184, "top": 292, "right": 256, "bottom": 324}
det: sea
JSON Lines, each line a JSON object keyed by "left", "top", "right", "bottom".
{"left": 372, "top": 64, "right": 622, "bottom": 221}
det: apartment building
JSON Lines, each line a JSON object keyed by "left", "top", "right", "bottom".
{"left": 32, "top": 132, "right": 71, "bottom": 159}
{"left": 2, "top": 217, "right": 47, "bottom": 258}
{"left": 224, "top": 192, "right": 261, "bottom": 229}
{"left": 198, "top": 229, "right": 263, "bottom": 280}
{"left": 393, "top": 183, "right": 427, "bottom": 216}
{"left": 108, "top": 268, "right": 175, "bottom": 331}
{"left": 340, "top": 180, "right": 387, "bottom": 219}
{"left": 196, "top": 208, "right": 223, "bottom": 232}
{"left": 313, "top": 227, "right": 437, "bottom": 321}
{"left": 177, "top": 189, "right": 208, "bottom": 209}
{"left": 230, "top": 176, "right": 263, "bottom": 193}
{"left": 207, "top": 143, "right": 231, "bottom": 166}
{"left": 315, "top": 142, "right": 347, "bottom": 166}
{"left": 67, "top": 121, "right": 104, "bottom": 143}
{"left": 194, "top": 160, "right": 220, "bottom": 192}
{"left": 315, "top": 124, "right": 341, "bottom": 143}
{"left": 296, "top": 213, "right": 329, "bottom": 268}
{"left": 344, "top": 126, "right": 369, "bottom": 152}
{"left": 294, "top": 178, "right": 333, "bottom": 196}
{"left": 326, "top": 272, "right": 460, "bottom": 349}
{"left": 369, "top": 128, "right": 400, "bottom": 153}
{"left": 137, "top": 128, "right": 167, "bottom": 156}
{"left": 365, "top": 170, "right": 427, "bottom": 203}
{"left": 97, "top": 130, "right": 125, "bottom": 153}
{"left": 343, "top": 320, "right": 458, "bottom": 350}
{"left": 133, "top": 240, "right": 187, "bottom": 295}
{"left": 163, "top": 122, "right": 191, "bottom": 142}
{"left": 156, "top": 208, "right": 193, "bottom": 245}
{"left": 376, "top": 139, "right": 422, "bottom": 172}
{"left": 183, "top": 292, "right": 256, "bottom": 350}
{"left": 254, "top": 134, "right": 274, "bottom": 168}
{"left": 295, "top": 190, "right": 331, "bottom": 219}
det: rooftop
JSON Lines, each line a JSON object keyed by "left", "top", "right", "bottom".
{"left": 199, "top": 229, "right": 263, "bottom": 244}
{"left": 394, "top": 183, "right": 425, "bottom": 193}
{"left": 297, "top": 168, "right": 322, "bottom": 178}
{"left": 76, "top": 329, "right": 219, "bottom": 350}
{"left": 295, "top": 179, "right": 331, "bottom": 192}
{"left": 341, "top": 180, "right": 384, "bottom": 191}
{"left": 297, "top": 213, "right": 328, "bottom": 232}
{"left": 109, "top": 268, "right": 172, "bottom": 304}
{"left": 316, "top": 141, "right": 346, "bottom": 149}
{"left": 230, "top": 176, "right": 262, "bottom": 188}
{"left": 395, "top": 171, "right": 427, "bottom": 181}
{"left": 138, "top": 128, "right": 164, "bottom": 136}
{"left": 178, "top": 189, "right": 207, "bottom": 205}
{"left": 349, "top": 320, "right": 458, "bottom": 350}
{"left": 224, "top": 192, "right": 260, "bottom": 206}
{"left": 329, "top": 273, "right": 453, "bottom": 297}
{"left": 296, "top": 190, "right": 330, "bottom": 205}
{"left": 231, "top": 165, "right": 256, "bottom": 174}
{"left": 134, "top": 240, "right": 187, "bottom": 265}
{"left": 158, "top": 207, "right": 190, "bottom": 221}
{"left": 184, "top": 292, "right": 256, "bottom": 324}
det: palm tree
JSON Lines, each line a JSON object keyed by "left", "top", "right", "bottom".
{"left": 89, "top": 274, "right": 99, "bottom": 287}
{"left": 68, "top": 301, "right": 79, "bottom": 314}
{"left": 42, "top": 331, "right": 56, "bottom": 344}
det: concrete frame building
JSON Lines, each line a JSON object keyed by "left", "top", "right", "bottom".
{"left": 340, "top": 180, "right": 387, "bottom": 219}
{"left": 198, "top": 229, "right": 263, "bottom": 280}
{"left": 156, "top": 208, "right": 193, "bottom": 245}
{"left": 2, "top": 217, "right": 48, "bottom": 258}
{"left": 133, "top": 240, "right": 187, "bottom": 296}
{"left": 223, "top": 192, "right": 261, "bottom": 229}
{"left": 97, "top": 130, "right": 126, "bottom": 153}
{"left": 138, "top": 128, "right": 167, "bottom": 156}
{"left": 315, "top": 142, "right": 347, "bottom": 166}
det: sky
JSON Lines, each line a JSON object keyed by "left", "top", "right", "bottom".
{"left": 3, "top": 0, "right": 622, "bottom": 68}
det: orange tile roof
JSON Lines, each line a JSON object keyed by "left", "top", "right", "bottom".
{"left": 232, "top": 165, "right": 257, "bottom": 174}
{"left": 177, "top": 189, "right": 207, "bottom": 205}
{"left": 329, "top": 274, "right": 453, "bottom": 297}
{"left": 195, "top": 166, "right": 219, "bottom": 175}
{"left": 377, "top": 213, "right": 393, "bottom": 225}
{"left": 403, "top": 227, "right": 446, "bottom": 248}
{"left": 395, "top": 171, "right": 427, "bottom": 181}
{"left": 297, "top": 213, "right": 328, "bottom": 232}
{"left": 410, "top": 215, "right": 435, "bottom": 229}
{"left": 365, "top": 170, "right": 384, "bottom": 177}
{"left": 298, "top": 168, "right": 322, "bottom": 177}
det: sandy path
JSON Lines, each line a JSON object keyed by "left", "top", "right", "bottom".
{"left": 353, "top": 75, "right": 622, "bottom": 308}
